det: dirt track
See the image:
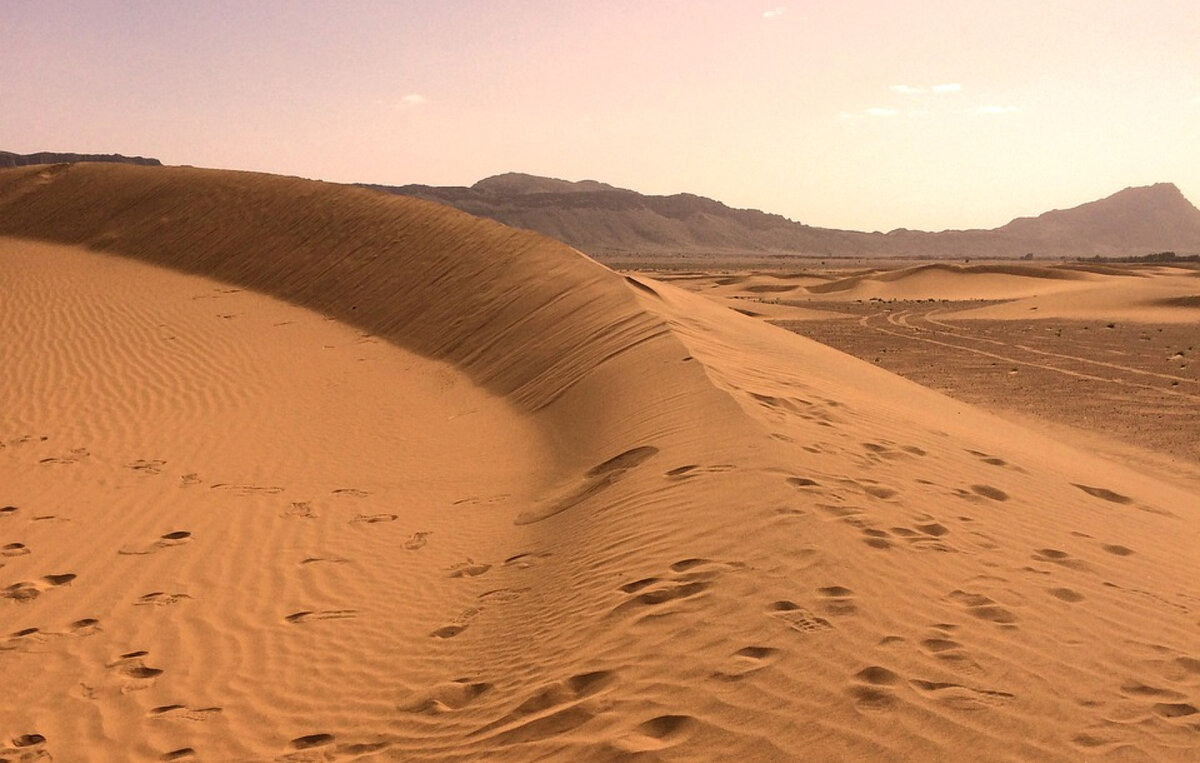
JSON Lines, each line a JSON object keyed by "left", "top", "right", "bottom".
{"left": 780, "top": 300, "right": 1200, "bottom": 464}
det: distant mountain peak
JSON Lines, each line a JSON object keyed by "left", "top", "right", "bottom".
{"left": 471, "top": 172, "right": 625, "bottom": 195}
{"left": 1102, "top": 182, "right": 1188, "bottom": 205}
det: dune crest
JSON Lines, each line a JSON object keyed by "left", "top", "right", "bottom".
{"left": 2, "top": 164, "right": 1199, "bottom": 761}
{"left": 0, "top": 162, "right": 669, "bottom": 416}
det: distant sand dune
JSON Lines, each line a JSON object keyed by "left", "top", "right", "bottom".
{"left": 2, "top": 163, "right": 1199, "bottom": 761}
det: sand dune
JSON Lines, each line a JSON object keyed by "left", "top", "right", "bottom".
{"left": 804, "top": 262, "right": 1200, "bottom": 322}
{"left": 657, "top": 261, "right": 1200, "bottom": 325}
{"left": 2, "top": 164, "right": 1199, "bottom": 761}
{"left": 676, "top": 261, "right": 1200, "bottom": 322}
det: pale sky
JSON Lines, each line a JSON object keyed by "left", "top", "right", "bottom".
{"left": 2, "top": 0, "right": 1198, "bottom": 231}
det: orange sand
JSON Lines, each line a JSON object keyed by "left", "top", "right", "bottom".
{"left": 1, "top": 164, "right": 1198, "bottom": 761}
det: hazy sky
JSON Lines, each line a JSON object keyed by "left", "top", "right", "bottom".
{"left": 3, "top": 1, "right": 1198, "bottom": 231}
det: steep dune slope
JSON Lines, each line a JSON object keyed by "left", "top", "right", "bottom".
{"left": 0, "top": 162, "right": 672, "bottom": 418}
{"left": 2, "top": 164, "right": 1199, "bottom": 761}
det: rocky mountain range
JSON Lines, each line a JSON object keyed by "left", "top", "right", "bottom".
{"left": 376, "top": 174, "right": 1200, "bottom": 261}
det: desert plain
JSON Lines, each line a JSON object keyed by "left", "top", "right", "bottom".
{"left": 2, "top": 162, "right": 1200, "bottom": 762}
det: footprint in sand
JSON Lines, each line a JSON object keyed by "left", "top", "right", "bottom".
{"left": 31, "top": 514, "right": 69, "bottom": 524}
{"left": 400, "top": 678, "right": 494, "bottom": 714}
{"left": 3, "top": 627, "right": 45, "bottom": 651}
{"left": 4, "top": 617, "right": 101, "bottom": 650}
{"left": 966, "top": 449, "right": 1018, "bottom": 469}
{"left": 0, "top": 734, "right": 49, "bottom": 758}
{"left": 664, "top": 464, "right": 735, "bottom": 480}
{"left": 909, "top": 678, "right": 1015, "bottom": 710}
{"left": 135, "top": 591, "right": 193, "bottom": 607}
{"left": 38, "top": 447, "right": 90, "bottom": 465}
{"left": 860, "top": 482, "right": 899, "bottom": 500}
{"left": 861, "top": 441, "right": 923, "bottom": 463}
{"left": 1117, "top": 680, "right": 1189, "bottom": 703}
{"left": 711, "top": 646, "right": 780, "bottom": 682}
{"left": 149, "top": 704, "right": 223, "bottom": 722}
{"left": 452, "top": 493, "right": 511, "bottom": 506}
{"left": 291, "top": 733, "right": 335, "bottom": 750}
{"left": 848, "top": 666, "right": 901, "bottom": 711}
{"left": 179, "top": 473, "right": 202, "bottom": 486}
{"left": 127, "top": 459, "right": 166, "bottom": 475}
{"left": 349, "top": 513, "right": 397, "bottom": 525}
{"left": 282, "top": 501, "right": 315, "bottom": 519}
{"left": 331, "top": 488, "right": 370, "bottom": 498}
{"left": 430, "top": 608, "right": 482, "bottom": 638}
{"left": 404, "top": 532, "right": 431, "bottom": 550}
{"left": 861, "top": 528, "right": 894, "bottom": 550}
{"left": 970, "top": 485, "right": 1009, "bottom": 501}
{"left": 447, "top": 560, "right": 491, "bottom": 578}
{"left": 1030, "top": 548, "right": 1092, "bottom": 572}
{"left": 430, "top": 624, "right": 467, "bottom": 639}
{"left": 2, "top": 573, "right": 77, "bottom": 603}
{"left": 107, "top": 650, "right": 165, "bottom": 692}
{"left": 887, "top": 520, "right": 955, "bottom": 552}
{"left": 614, "top": 714, "right": 696, "bottom": 753}
{"left": 119, "top": 531, "right": 192, "bottom": 556}
{"left": 767, "top": 601, "right": 834, "bottom": 634}
{"left": 285, "top": 610, "right": 357, "bottom": 624}
{"left": 300, "top": 556, "right": 349, "bottom": 566}
{"left": 1071, "top": 483, "right": 1131, "bottom": 504}
{"left": 786, "top": 476, "right": 820, "bottom": 489}
{"left": 2, "top": 542, "right": 30, "bottom": 557}
{"left": 210, "top": 483, "right": 284, "bottom": 496}
{"left": 816, "top": 586, "right": 859, "bottom": 616}
{"left": 1049, "top": 587, "right": 1086, "bottom": 603}
{"left": 502, "top": 551, "right": 551, "bottom": 570}
{"left": 918, "top": 625, "right": 985, "bottom": 675}
{"left": 948, "top": 589, "right": 1018, "bottom": 626}
{"left": 611, "top": 559, "right": 727, "bottom": 620}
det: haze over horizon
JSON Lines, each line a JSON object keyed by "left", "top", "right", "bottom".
{"left": 3, "top": 0, "right": 1198, "bottom": 232}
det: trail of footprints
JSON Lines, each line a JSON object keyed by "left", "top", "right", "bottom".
{"left": 848, "top": 658, "right": 1015, "bottom": 714}
{"left": 106, "top": 650, "right": 166, "bottom": 693}
{"left": 428, "top": 551, "right": 550, "bottom": 638}
{"left": 2, "top": 617, "right": 101, "bottom": 652}
{"left": 399, "top": 659, "right": 687, "bottom": 751}
{"left": 1071, "top": 648, "right": 1200, "bottom": 750}
{"left": 2, "top": 573, "right": 77, "bottom": 603}
{"left": 611, "top": 558, "right": 730, "bottom": 621}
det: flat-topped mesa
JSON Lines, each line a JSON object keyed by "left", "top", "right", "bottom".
{"left": 0, "top": 150, "right": 162, "bottom": 168}
{"left": 0, "top": 162, "right": 667, "bottom": 414}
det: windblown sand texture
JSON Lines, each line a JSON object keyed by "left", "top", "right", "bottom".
{"left": 2, "top": 163, "right": 1199, "bottom": 761}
